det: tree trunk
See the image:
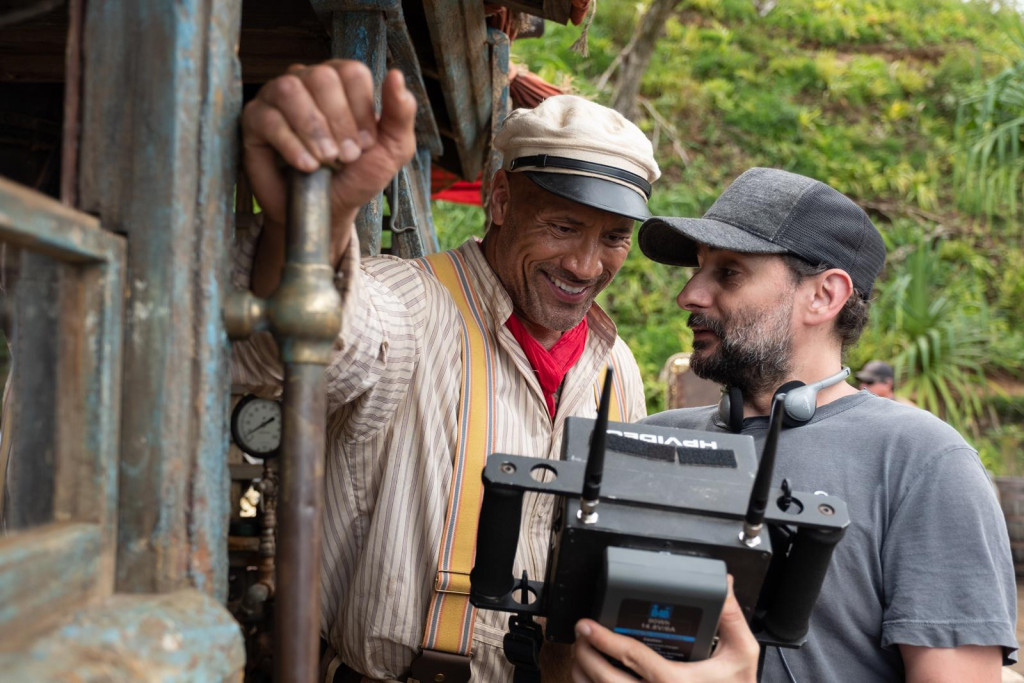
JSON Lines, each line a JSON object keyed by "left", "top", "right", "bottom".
{"left": 610, "top": 0, "right": 680, "bottom": 121}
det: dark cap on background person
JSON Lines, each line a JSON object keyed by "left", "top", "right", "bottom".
{"left": 855, "top": 360, "right": 894, "bottom": 385}
{"left": 637, "top": 167, "right": 886, "bottom": 298}
{"left": 493, "top": 95, "right": 661, "bottom": 222}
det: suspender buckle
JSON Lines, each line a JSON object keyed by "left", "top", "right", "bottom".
{"left": 407, "top": 648, "right": 472, "bottom": 683}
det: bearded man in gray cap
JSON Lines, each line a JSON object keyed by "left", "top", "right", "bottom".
{"left": 234, "top": 60, "right": 676, "bottom": 682}
{"left": 635, "top": 168, "right": 1017, "bottom": 682}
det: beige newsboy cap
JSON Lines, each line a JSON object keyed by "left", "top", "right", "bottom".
{"left": 493, "top": 95, "right": 661, "bottom": 221}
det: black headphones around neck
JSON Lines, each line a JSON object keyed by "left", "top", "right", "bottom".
{"left": 719, "top": 367, "right": 851, "bottom": 433}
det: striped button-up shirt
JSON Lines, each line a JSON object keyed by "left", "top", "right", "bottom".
{"left": 232, "top": 235, "right": 646, "bottom": 681}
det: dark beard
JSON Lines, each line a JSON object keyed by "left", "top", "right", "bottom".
{"left": 688, "top": 310, "right": 793, "bottom": 396}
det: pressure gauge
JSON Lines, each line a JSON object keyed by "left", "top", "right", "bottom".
{"left": 230, "top": 394, "right": 282, "bottom": 458}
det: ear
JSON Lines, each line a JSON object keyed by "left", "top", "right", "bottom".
{"left": 488, "top": 170, "right": 511, "bottom": 226}
{"left": 803, "top": 268, "right": 853, "bottom": 326}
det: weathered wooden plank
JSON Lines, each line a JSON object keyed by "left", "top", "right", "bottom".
{"left": 421, "top": 0, "right": 492, "bottom": 181}
{"left": 5, "top": 252, "right": 59, "bottom": 530}
{"left": 410, "top": 148, "right": 440, "bottom": 253}
{"left": 388, "top": 147, "right": 439, "bottom": 258}
{"left": 0, "top": 523, "right": 101, "bottom": 649}
{"left": 307, "top": 0, "right": 444, "bottom": 156}
{"left": 387, "top": 166, "right": 425, "bottom": 259}
{"left": 0, "top": 150, "right": 124, "bottom": 586}
{"left": 61, "top": 0, "right": 85, "bottom": 206}
{"left": 189, "top": 0, "right": 242, "bottom": 603}
{"left": 485, "top": 27, "right": 511, "bottom": 208}
{"left": 380, "top": 3, "right": 443, "bottom": 158}
{"left": 0, "top": 589, "right": 245, "bottom": 681}
{"left": 79, "top": 0, "right": 240, "bottom": 597}
{"left": 51, "top": 250, "right": 125, "bottom": 597}
{"left": 0, "top": 176, "right": 119, "bottom": 263}
{"left": 329, "top": 10, "right": 387, "bottom": 256}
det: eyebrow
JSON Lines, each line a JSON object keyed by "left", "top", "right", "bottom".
{"left": 539, "top": 212, "right": 633, "bottom": 232}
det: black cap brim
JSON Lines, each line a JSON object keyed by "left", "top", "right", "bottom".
{"left": 523, "top": 171, "right": 651, "bottom": 222}
{"left": 638, "top": 216, "right": 789, "bottom": 266}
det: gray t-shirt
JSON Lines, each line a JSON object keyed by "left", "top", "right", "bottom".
{"left": 643, "top": 391, "right": 1018, "bottom": 682}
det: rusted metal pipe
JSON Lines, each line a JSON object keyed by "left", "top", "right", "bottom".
{"left": 275, "top": 364, "right": 327, "bottom": 682}
{"left": 224, "top": 167, "right": 339, "bottom": 682}
{"left": 271, "top": 167, "right": 341, "bottom": 683}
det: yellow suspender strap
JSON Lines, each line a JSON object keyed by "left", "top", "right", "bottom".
{"left": 594, "top": 357, "right": 625, "bottom": 422}
{"left": 418, "top": 251, "right": 495, "bottom": 656}
{"left": 416, "top": 251, "right": 625, "bottom": 657}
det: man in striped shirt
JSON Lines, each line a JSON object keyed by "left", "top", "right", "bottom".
{"left": 233, "top": 59, "right": 666, "bottom": 681}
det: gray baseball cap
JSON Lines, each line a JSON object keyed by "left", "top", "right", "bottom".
{"left": 638, "top": 168, "right": 886, "bottom": 297}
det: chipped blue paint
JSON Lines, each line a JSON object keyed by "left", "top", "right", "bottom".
{"left": 422, "top": 0, "right": 492, "bottom": 180}
{"left": 80, "top": 0, "right": 241, "bottom": 596}
{"left": 332, "top": 10, "right": 388, "bottom": 256}
{"left": 0, "top": 525, "right": 101, "bottom": 633}
{"left": 415, "top": 148, "right": 441, "bottom": 253}
{"left": 188, "top": 0, "right": 242, "bottom": 603}
{"left": 0, "top": 177, "right": 115, "bottom": 263}
{"left": 487, "top": 27, "right": 511, "bottom": 188}
{"left": 0, "top": 170, "right": 125, "bottom": 621}
{"left": 0, "top": 590, "right": 244, "bottom": 681}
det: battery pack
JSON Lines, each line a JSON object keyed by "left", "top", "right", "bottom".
{"left": 598, "top": 547, "right": 727, "bottom": 662}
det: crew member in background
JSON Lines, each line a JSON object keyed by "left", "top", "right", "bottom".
{"left": 857, "top": 359, "right": 916, "bottom": 406}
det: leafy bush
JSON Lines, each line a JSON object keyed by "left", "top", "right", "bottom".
{"left": 954, "top": 45, "right": 1024, "bottom": 228}
{"left": 484, "top": 0, "right": 1024, "bottom": 472}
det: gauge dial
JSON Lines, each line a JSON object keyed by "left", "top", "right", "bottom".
{"left": 230, "top": 395, "right": 282, "bottom": 458}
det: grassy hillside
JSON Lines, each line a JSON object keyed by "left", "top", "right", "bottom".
{"left": 433, "top": 0, "right": 1024, "bottom": 473}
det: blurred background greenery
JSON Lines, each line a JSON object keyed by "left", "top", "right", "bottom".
{"left": 432, "top": 0, "right": 1024, "bottom": 475}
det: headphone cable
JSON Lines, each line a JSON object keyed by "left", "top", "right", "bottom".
{"left": 776, "top": 646, "right": 798, "bottom": 683}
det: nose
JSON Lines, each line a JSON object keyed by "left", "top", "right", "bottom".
{"left": 677, "top": 272, "right": 710, "bottom": 311}
{"left": 563, "top": 239, "right": 604, "bottom": 281}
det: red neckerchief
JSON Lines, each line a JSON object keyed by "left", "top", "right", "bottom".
{"left": 505, "top": 314, "right": 589, "bottom": 419}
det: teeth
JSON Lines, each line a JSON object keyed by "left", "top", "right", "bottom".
{"left": 550, "top": 276, "right": 586, "bottom": 295}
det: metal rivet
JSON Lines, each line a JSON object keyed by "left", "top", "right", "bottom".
{"left": 818, "top": 504, "right": 835, "bottom": 516}
{"left": 433, "top": 674, "right": 445, "bottom": 682}
{"left": 500, "top": 462, "right": 515, "bottom": 474}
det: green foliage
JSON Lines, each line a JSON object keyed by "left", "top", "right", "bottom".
{"left": 433, "top": 201, "right": 487, "bottom": 249}
{"left": 859, "top": 238, "right": 992, "bottom": 433}
{"left": 977, "top": 423, "right": 1024, "bottom": 475}
{"left": 480, "top": 0, "right": 1024, "bottom": 472}
{"left": 954, "top": 34, "right": 1024, "bottom": 228}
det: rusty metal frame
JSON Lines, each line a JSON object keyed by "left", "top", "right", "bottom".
{"left": 0, "top": 176, "right": 125, "bottom": 648}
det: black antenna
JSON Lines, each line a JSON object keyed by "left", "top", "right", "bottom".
{"left": 579, "top": 367, "right": 613, "bottom": 523}
{"left": 740, "top": 392, "right": 785, "bottom": 545}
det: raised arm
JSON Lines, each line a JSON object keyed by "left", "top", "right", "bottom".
{"left": 240, "top": 59, "right": 417, "bottom": 296}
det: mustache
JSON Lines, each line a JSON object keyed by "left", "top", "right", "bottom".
{"left": 687, "top": 313, "right": 725, "bottom": 337}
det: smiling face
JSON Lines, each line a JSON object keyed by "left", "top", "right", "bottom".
{"left": 483, "top": 172, "right": 634, "bottom": 348}
{"left": 678, "top": 245, "right": 800, "bottom": 396}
